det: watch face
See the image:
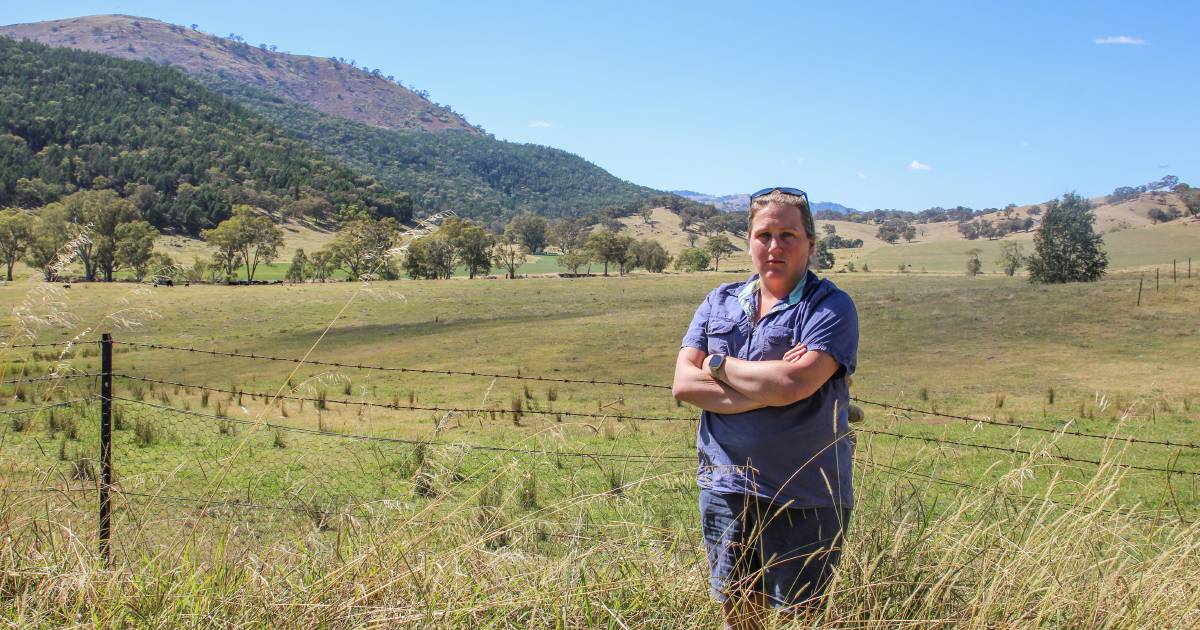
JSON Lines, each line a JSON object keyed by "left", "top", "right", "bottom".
{"left": 710, "top": 355, "right": 724, "bottom": 370}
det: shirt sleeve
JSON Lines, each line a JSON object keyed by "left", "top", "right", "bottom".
{"left": 680, "top": 291, "right": 713, "bottom": 351}
{"left": 799, "top": 290, "right": 859, "bottom": 376}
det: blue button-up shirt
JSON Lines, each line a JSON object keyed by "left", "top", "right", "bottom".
{"left": 681, "top": 271, "right": 859, "bottom": 508}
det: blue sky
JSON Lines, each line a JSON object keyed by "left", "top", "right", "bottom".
{"left": 4, "top": 1, "right": 1197, "bottom": 211}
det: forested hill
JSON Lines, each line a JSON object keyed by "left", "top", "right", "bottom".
{"left": 0, "top": 14, "right": 477, "bottom": 134}
{"left": 210, "top": 79, "right": 657, "bottom": 222}
{"left": 0, "top": 37, "right": 411, "bottom": 235}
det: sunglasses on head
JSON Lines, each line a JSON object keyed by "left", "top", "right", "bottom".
{"left": 750, "top": 186, "right": 808, "bottom": 201}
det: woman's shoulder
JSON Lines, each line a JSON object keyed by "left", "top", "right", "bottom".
{"left": 704, "top": 280, "right": 751, "bottom": 303}
{"left": 808, "top": 276, "right": 858, "bottom": 313}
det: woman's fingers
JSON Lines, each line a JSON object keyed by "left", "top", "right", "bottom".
{"left": 783, "top": 343, "right": 808, "bottom": 363}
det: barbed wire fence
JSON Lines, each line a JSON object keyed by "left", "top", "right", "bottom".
{"left": 1, "top": 336, "right": 1197, "bottom": 566}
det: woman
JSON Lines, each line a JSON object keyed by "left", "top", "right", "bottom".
{"left": 672, "top": 187, "right": 859, "bottom": 628}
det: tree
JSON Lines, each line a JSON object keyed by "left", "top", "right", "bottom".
{"left": 238, "top": 208, "right": 285, "bottom": 282}
{"left": 821, "top": 224, "right": 837, "bottom": 237}
{"left": 144, "top": 252, "right": 177, "bottom": 283}
{"left": 25, "top": 207, "right": 71, "bottom": 281}
{"left": 585, "top": 229, "right": 632, "bottom": 276}
{"left": 286, "top": 249, "right": 309, "bottom": 283}
{"left": 704, "top": 234, "right": 737, "bottom": 271}
{"left": 556, "top": 251, "right": 591, "bottom": 274}
{"left": 0, "top": 209, "right": 32, "bottom": 281}
{"left": 201, "top": 206, "right": 283, "bottom": 282}
{"left": 202, "top": 220, "right": 243, "bottom": 280}
{"left": 995, "top": 241, "right": 1025, "bottom": 276}
{"left": 506, "top": 213, "right": 548, "bottom": 254}
{"left": 965, "top": 248, "right": 982, "bottom": 277}
{"left": 1026, "top": 192, "right": 1108, "bottom": 283}
{"left": 1175, "top": 184, "right": 1200, "bottom": 218}
{"left": 639, "top": 207, "right": 653, "bottom": 225}
{"left": 46, "top": 190, "right": 138, "bottom": 281}
{"left": 876, "top": 222, "right": 901, "bottom": 244}
{"left": 813, "top": 239, "right": 835, "bottom": 271}
{"left": 548, "top": 218, "right": 589, "bottom": 254}
{"left": 442, "top": 218, "right": 493, "bottom": 279}
{"left": 114, "top": 221, "right": 158, "bottom": 281}
{"left": 632, "top": 239, "right": 671, "bottom": 273}
{"left": 1147, "top": 207, "right": 1170, "bottom": 224}
{"left": 491, "top": 233, "right": 527, "bottom": 279}
{"left": 402, "top": 238, "right": 435, "bottom": 279}
{"left": 326, "top": 217, "right": 399, "bottom": 280}
{"left": 674, "top": 247, "right": 711, "bottom": 272}
{"left": 309, "top": 249, "right": 336, "bottom": 282}
{"left": 902, "top": 225, "right": 917, "bottom": 242}
{"left": 423, "top": 235, "right": 457, "bottom": 279}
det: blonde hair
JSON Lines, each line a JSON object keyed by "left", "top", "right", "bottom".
{"left": 748, "top": 191, "right": 816, "bottom": 239}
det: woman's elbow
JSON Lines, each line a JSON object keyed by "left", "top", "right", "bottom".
{"left": 671, "top": 380, "right": 695, "bottom": 403}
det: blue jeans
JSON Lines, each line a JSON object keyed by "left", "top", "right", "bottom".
{"left": 700, "top": 489, "right": 850, "bottom": 608}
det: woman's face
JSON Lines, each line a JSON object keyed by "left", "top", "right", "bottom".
{"left": 749, "top": 202, "right": 814, "bottom": 293}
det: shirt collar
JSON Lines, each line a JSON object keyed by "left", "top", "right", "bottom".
{"left": 736, "top": 271, "right": 816, "bottom": 321}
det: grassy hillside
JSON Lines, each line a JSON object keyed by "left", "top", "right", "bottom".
{"left": 841, "top": 220, "right": 1197, "bottom": 274}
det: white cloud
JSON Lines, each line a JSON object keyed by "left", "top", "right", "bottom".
{"left": 1020, "top": 140, "right": 1031, "bottom": 148}
{"left": 857, "top": 172, "right": 867, "bottom": 180}
{"left": 906, "top": 160, "right": 932, "bottom": 171}
{"left": 527, "top": 120, "right": 554, "bottom": 128}
{"left": 1094, "top": 35, "right": 1146, "bottom": 45}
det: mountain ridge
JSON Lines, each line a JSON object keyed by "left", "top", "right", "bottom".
{"left": 0, "top": 14, "right": 479, "bottom": 134}
{"left": 672, "top": 190, "right": 856, "bottom": 214}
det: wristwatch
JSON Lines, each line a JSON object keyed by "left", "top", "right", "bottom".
{"left": 707, "top": 354, "right": 726, "bottom": 379}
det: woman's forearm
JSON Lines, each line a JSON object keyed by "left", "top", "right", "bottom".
{"left": 717, "top": 352, "right": 837, "bottom": 407}
{"left": 672, "top": 350, "right": 765, "bottom": 414}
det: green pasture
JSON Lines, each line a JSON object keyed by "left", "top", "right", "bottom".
{"left": 2, "top": 270, "right": 1199, "bottom": 626}
{"left": 2, "top": 270, "right": 1198, "bottom": 513}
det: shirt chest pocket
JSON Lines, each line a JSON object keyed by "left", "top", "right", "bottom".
{"left": 706, "top": 318, "right": 740, "bottom": 356}
{"left": 759, "top": 325, "right": 794, "bottom": 360}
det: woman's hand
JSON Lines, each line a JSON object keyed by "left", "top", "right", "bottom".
{"left": 782, "top": 342, "right": 808, "bottom": 363}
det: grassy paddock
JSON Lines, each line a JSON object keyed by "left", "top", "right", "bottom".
{"left": 1, "top": 271, "right": 1198, "bottom": 626}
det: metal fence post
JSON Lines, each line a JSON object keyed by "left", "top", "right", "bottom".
{"left": 99, "top": 333, "right": 112, "bottom": 565}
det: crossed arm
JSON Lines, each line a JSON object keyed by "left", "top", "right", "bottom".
{"left": 671, "top": 343, "right": 841, "bottom": 413}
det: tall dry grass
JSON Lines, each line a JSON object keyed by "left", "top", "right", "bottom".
{"left": 2, "top": 444, "right": 1197, "bottom": 628}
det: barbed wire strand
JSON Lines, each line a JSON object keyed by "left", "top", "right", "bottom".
{"left": 0, "top": 373, "right": 103, "bottom": 386}
{"left": 113, "top": 341, "right": 672, "bottom": 389}
{"left": 0, "top": 396, "right": 97, "bottom": 415}
{"left": 854, "top": 457, "right": 1189, "bottom": 525}
{"left": 109, "top": 395, "right": 695, "bottom": 463}
{"left": 858, "top": 427, "right": 1200, "bottom": 478}
{"left": 853, "top": 396, "right": 1200, "bottom": 451}
{"left": 113, "top": 374, "right": 692, "bottom": 423}
{"left": 0, "top": 341, "right": 99, "bottom": 350}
